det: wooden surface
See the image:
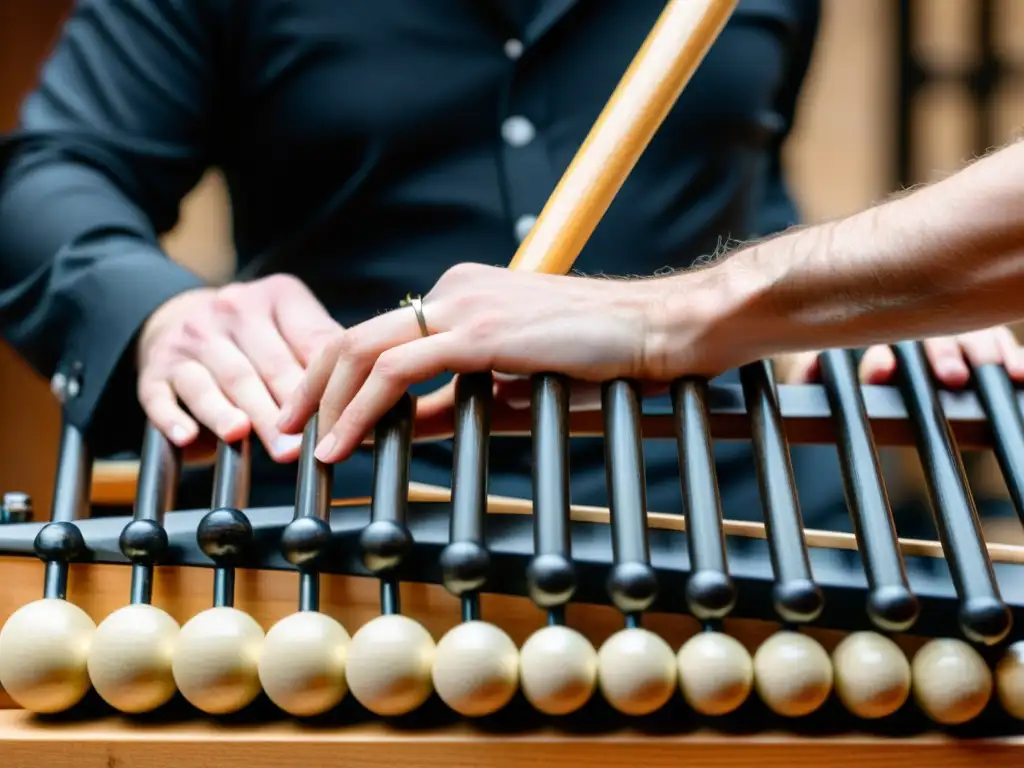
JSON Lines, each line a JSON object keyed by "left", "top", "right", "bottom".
{"left": 0, "top": 711, "right": 1021, "bottom": 768}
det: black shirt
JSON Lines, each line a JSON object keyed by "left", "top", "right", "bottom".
{"left": 0, "top": 0, "right": 844, "bottom": 528}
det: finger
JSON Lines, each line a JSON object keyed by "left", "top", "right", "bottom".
{"left": 858, "top": 345, "right": 898, "bottom": 384}
{"left": 271, "top": 279, "right": 343, "bottom": 365}
{"left": 994, "top": 327, "right": 1024, "bottom": 381}
{"left": 195, "top": 336, "right": 301, "bottom": 460}
{"left": 923, "top": 335, "right": 970, "bottom": 388}
{"left": 955, "top": 328, "right": 1004, "bottom": 368}
{"left": 230, "top": 315, "right": 307, "bottom": 407}
{"left": 170, "top": 361, "right": 251, "bottom": 443}
{"left": 316, "top": 332, "right": 486, "bottom": 462}
{"left": 774, "top": 351, "right": 821, "bottom": 384}
{"left": 280, "top": 307, "right": 426, "bottom": 435}
{"left": 137, "top": 376, "right": 200, "bottom": 447}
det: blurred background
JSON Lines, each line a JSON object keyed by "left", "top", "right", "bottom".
{"left": 0, "top": 1, "right": 1022, "bottom": 539}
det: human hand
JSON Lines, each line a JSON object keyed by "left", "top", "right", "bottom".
{"left": 277, "top": 263, "right": 681, "bottom": 463}
{"left": 136, "top": 274, "right": 339, "bottom": 462}
{"left": 776, "top": 326, "right": 1024, "bottom": 387}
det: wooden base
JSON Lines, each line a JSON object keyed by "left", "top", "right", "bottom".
{"left": 0, "top": 710, "right": 1021, "bottom": 768}
{"left": 1, "top": 557, "right": 1022, "bottom": 765}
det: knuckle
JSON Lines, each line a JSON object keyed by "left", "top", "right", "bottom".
{"left": 372, "top": 349, "right": 406, "bottom": 382}
{"left": 259, "top": 273, "right": 303, "bottom": 293}
{"left": 432, "top": 262, "right": 489, "bottom": 295}
{"left": 210, "top": 284, "right": 250, "bottom": 317}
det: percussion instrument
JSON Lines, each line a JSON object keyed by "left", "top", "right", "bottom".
{"left": 2, "top": 0, "right": 1024, "bottom": 765}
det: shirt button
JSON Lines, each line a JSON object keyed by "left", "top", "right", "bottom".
{"left": 514, "top": 214, "right": 537, "bottom": 243}
{"left": 504, "top": 38, "right": 524, "bottom": 60}
{"left": 501, "top": 115, "right": 535, "bottom": 148}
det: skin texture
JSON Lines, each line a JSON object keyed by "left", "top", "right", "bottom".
{"left": 271, "top": 139, "right": 1024, "bottom": 464}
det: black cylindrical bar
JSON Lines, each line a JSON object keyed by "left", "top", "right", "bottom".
{"left": 213, "top": 570, "right": 234, "bottom": 608}
{"left": 363, "top": 395, "right": 415, "bottom": 613}
{"left": 286, "top": 416, "right": 334, "bottom": 612}
{"left": 39, "top": 420, "right": 91, "bottom": 600}
{"left": 671, "top": 377, "right": 736, "bottom": 621}
{"left": 973, "top": 363, "right": 1024, "bottom": 524}
{"left": 602, "top": 379, "right": 658, "bottom": 617}
{"left": 526, "top": 373, "right": 576, "bottom": 611}
{"left": 440, "top": 373, "right": 493, "bottom": 604}
{"left": 449, "top": 373, "right": 491, "bottom": 545}
{"left": 205, "top": 439, "right": 251, "bottom": 609}
{"left": 739, "top": 360, "right": 823, "bottom": 624}
{"left": 127, "top": 423, "right": 179, "bottom": 605}
{"left": 818, "top": 350, "right": 919, "bottom": 632}
{"left": 892, "top": 342, "right": 1011, "bottom": 644}
{"left": 211, "top": 440, "right": 251, "bottom": 511}
{"left": 51, "top": 421, "right": 92, "bottom": 526}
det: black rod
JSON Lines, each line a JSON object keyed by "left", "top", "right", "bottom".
{"left": 283, "top": 416, "right": 334, "bottom": 613}
{"left": 37, "top": 420, "right": 91, "bottom": 600}
{"left": 671, "top": 377, "right": 735, "bottom": 621}
{"left": 602, "top": 379, "right": 657, "bottom": 623}
{"left": 892, "top": 342, "right": 1011, "bottom": 645}
{"left": 201, "top": 439, "right": 252, "bottom": 609}
{"left": 972, "top": 363, "right": 1024, "bottom": 526}
{"left": 818, "top": 350, "right": 919, "bottom": 632}
{"left": 441, "top": 372, "right": 492, "bottom": 621}
{"left": 363, "top": 394, "right": 416, "bottom": 616}
{"left": 126, "top": 423, "right": 178, "bottom": 605}
{"left": 526, "top": 373, "right": 576, "bottom": 615}
{"left": 740, "top": 360, "right": 823, "bottom": 624}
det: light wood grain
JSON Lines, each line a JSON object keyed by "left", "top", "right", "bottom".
{"left": 0, "top": 709, "right": 1021, "bottom": 768}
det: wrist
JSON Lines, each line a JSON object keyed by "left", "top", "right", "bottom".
{"left": 641, "top": 247, "right": 783, "bottom": 380}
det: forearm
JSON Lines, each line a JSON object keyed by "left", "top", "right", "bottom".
{"left": 654, "top": 139, "right": 1024, "bottom": 372}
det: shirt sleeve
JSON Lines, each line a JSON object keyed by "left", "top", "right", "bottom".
{"left": 0, "top": 0, "right": 232, "bottom": 455}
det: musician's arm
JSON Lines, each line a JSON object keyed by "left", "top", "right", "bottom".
{"left": 652, "top": 139, "right": 1024, "bottom": 373}
{"left": 0, "top": 0, "right": 223, "bottom": 454}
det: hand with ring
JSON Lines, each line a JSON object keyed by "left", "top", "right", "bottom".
{"left": 275, "top": 263, "right": 697, "bottom": 464}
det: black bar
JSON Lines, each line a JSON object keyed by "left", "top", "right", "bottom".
{"left": 602, "top": 379, "right": 657, "bottom": 618}
{"left": 740, "top": 361, "right": 823, "bottom": 624}
{"left": 41, "top": 420, "right": 91, "bottom": 600}
{"left": 818, "top": 350, "right": 918, "bottom": 632}
{"left": 128, "top": 423, "right": 179, "bottom": 605}
{"left": 211, "top": 440, "right": 250, "bottom": 511}
{"left": 365, "top": 395, "right": 415, "bottom": 614}
{"left": 449, "top": 373, "right": 491, "bottom": 546}
{"left": 527, "top": 373, "right": 576, "bottom": 610}
{"left": 973, "top": 363, "right": 1024, "bottom": 525}
{"left": 892, "top": 342, "right": 1011, "bottom": 645}
{"left": 671, "top": 377, "right": 735, "bottom": 621}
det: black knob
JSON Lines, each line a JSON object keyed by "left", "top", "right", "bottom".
{"left": 607, "top": 561, "right": 658, "bottom": 615}
{"left": 686, "top": 569, "right": 737, "bottom": 621}
{"left": 439, "top": 540, "right": 490, "bottom": 596}
{"left": 360, "top": 520, "right": 413, "bottom": 574}
{"left": 866, "top": 584, "right": 920, "bottom": 633}
{"left": 119, "top": 519, "right": 169, "bottom": 563}
{"left": 281, "top": 516, "right": 332, "bottom": 567}
{"left": 197, "top": 507, "right": 253, "bottom": 564}
{"left": 525, "top": 553, "right": 577, "bottom": 608}
{"left": 34, "top": 521, "right": 87, "bottom": 562}
{"left": 960, "top": 595, "right": 1013, "bottom": 645}
{"left": 773, "top": 578, "right": 824, "bottom": 624}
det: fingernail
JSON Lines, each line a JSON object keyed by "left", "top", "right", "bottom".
{"left": 170, "top": 424, "right": 191, "bottom": 445}
{"left": 315, "top": 435, "right": 338, "bottom": 462}
{"left": 273, "top": 432, "right": 303, "bottom": 457}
